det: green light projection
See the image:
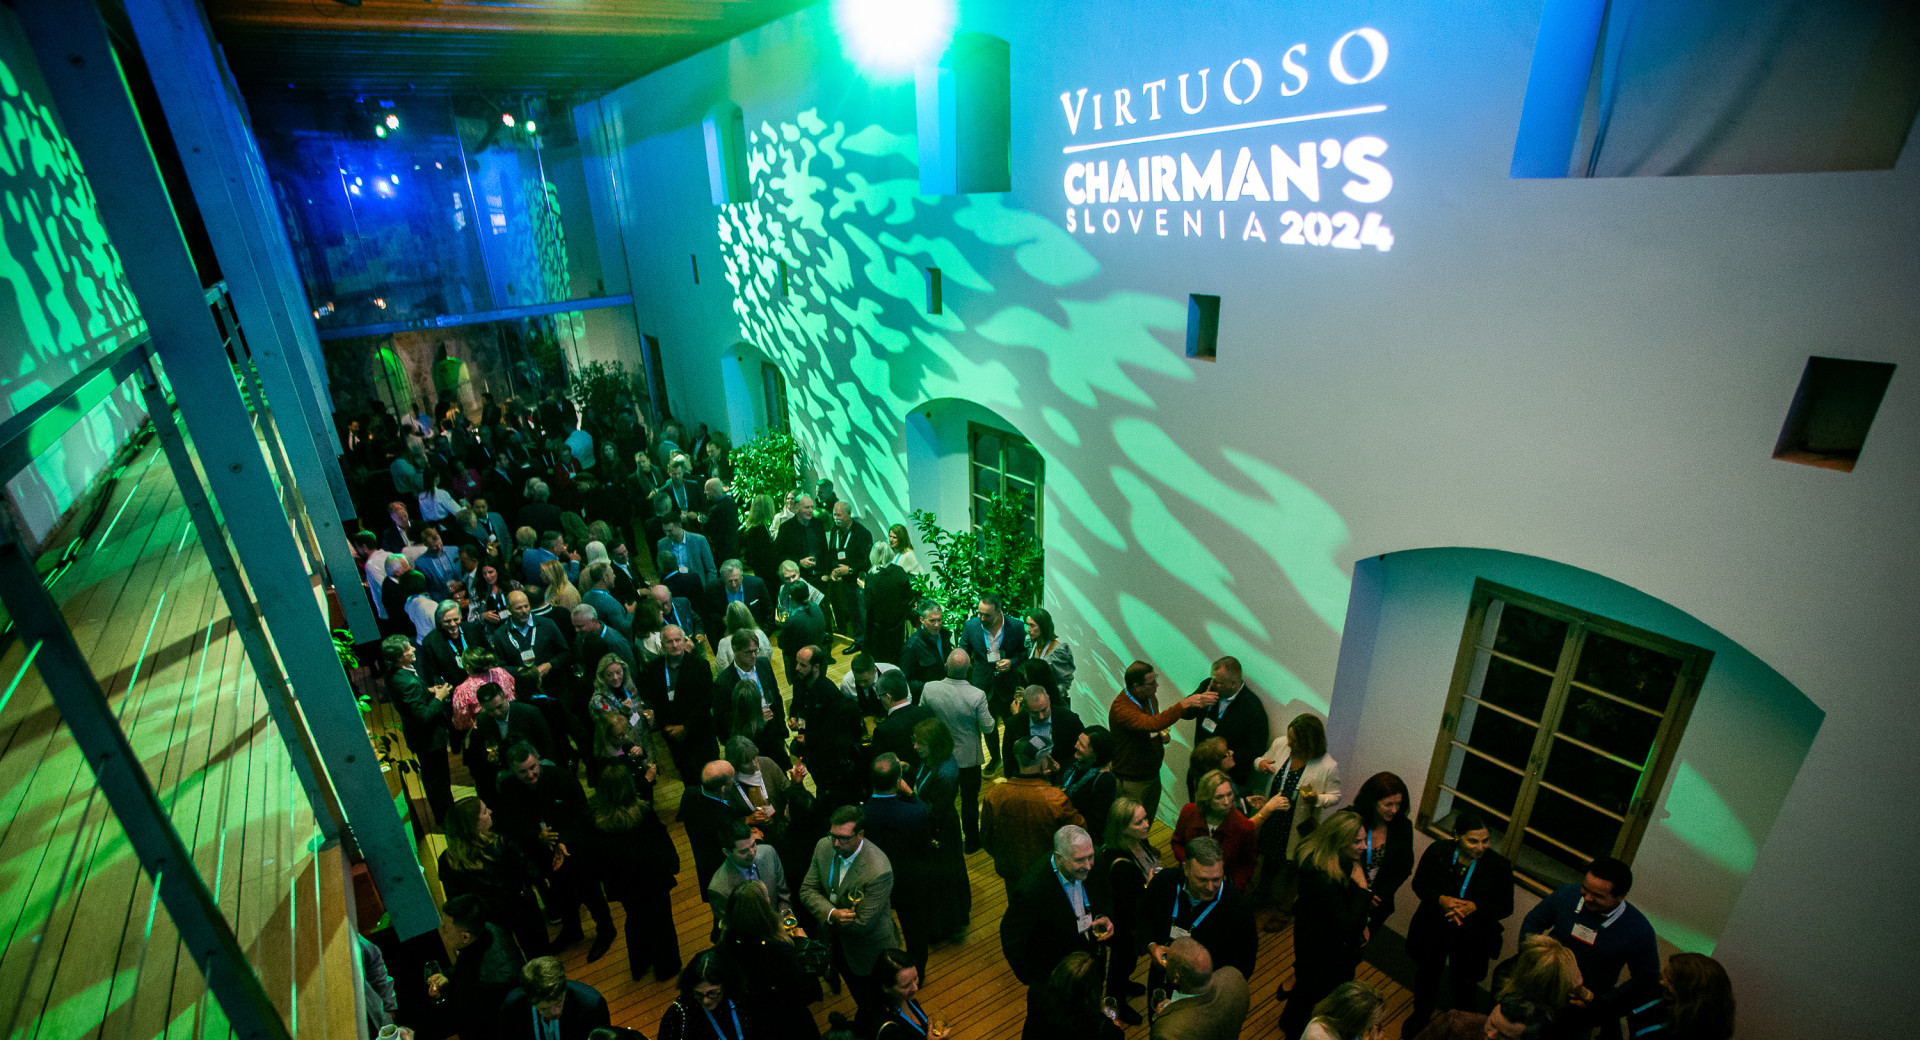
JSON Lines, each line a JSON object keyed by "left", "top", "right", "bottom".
{"left": 1658, "top": 761, "right": 1758, "bottom": 875}
{"left": 715, "top": 104, "right": 1356, "bottom": 745}
{"left": 0, "top": 38, "right": 147, "bottom": 543}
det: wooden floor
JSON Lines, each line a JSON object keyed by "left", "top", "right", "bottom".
{"left": 0, "top": 436, "right": 352, "bottom": 1040}
{"left": 449, "top": 688, "right": 1421, "bottom": 1040}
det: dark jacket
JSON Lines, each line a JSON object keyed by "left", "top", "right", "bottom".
{"left": 1001, "top": 854, "right": 1113, "bottom": 986}
{"left": 1345, "top": 807, "right": 1415, "bottom": 927}
{"left": 962, "top": 614, "right": 1028, "bottom": 697}
{"left": 872, "top": 703, "right": 936, "bottom": 772}
{"left": 820, "top": 518, "right": 874, "bottom": 588}
{"left": 637, "top": 653, "right": 718, "bottom": 758}
{"left": 390, "top": 666, "right": 451, "bottom": 751}
{"left": 420, "top": 622, "right": 489, "bottom": 689}
{"left": 1184, "top": 682, "right": 1271, "bottom": 790}
{"left": 463, "top": 703, "right": 556, "bottom": 782}
{"left": 862, "top": 563, "right": 915, "bottom": 662}
{"left": 862, "top": 793, "right": 933, "bottom": 870}
{"left": 701, "top": 574, "right": 774, "bottom": 635}
{"left": 772, "top": 516, "right": 827, "bottom": 584}
{"left": 499, "top": 980, "right": 610, "bottom": 1040}
{"left": 777, "top": 603, "right": 831, "bottom": 671}
{"left": 703, "top": 494, "right": 741, "bottom": 564}
{"left": 579, "top": 804, "right": 681, "bottom": 894}
{"left": 1142, "top": 867, "right": 1258, "bottom": 980}
{"left": 1000, "top": 707, "right": 1085, "bottom": 784}
{"left": 490, "top": 615, "right": 572, "bottom": 674}
{"left": 679, "top": 787, "right": 751, "bottom": 889}
{"left": 899, "top": 627, "right": 953, "bottom": 699}
{"left": 447, "top": 923, "right": 526, "bottom": 1040}
{"left": 491, "top": 760, "right": 592, "bottom": 847}
{"left": 1293, "top": 864, "right": 1372, "bottom": 972}
{"left": 1407, "top": 843, "right": 1514, "bottom": 961}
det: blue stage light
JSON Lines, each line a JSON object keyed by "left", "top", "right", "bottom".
{"left": 832, "top": 0, "right": 955, "bottom": 78}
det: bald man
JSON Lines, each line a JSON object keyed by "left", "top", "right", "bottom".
{"left": 680, "top": 761, "right": 751, "bottom": 889}
{"left": 1151, "top": 938, "right": 1249, "bottom": 1040}
{"left": 490, "top": 589, "right": 572, "bottom": 678}
{"left": 920, "top": 648, "right": 995, "bottom": 851}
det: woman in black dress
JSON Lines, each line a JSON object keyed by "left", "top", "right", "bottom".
{"left": 1097, "top": 796, "right": 1160, "bottom": 1024}
{"left": 718, "top": 881, "right": 819, "bottom": 1037}
{"left": 581, "top": 766, "right": 681, "bottom": 981}
{"left": 874, "top": 948, "right": 953, "bottom": 1040}
{"left": 437, "top": 796, "right": 551, "bottom": 957}
{"left": 739, "top": 494, "right": 779, "bottom": 582}
{"left": 1344, "top": 771, "right": 1413, "bottom": 935}
{"left": 1063, "top": 726, "right": 1118, "bottom": 836}
{"left": 1277, "top": 810, "right": 1373, "bottom": 1040}
{"left": 908, "top": 717, "right": 971, "bottom": 943}
{"left": 658, "top": 949, "right": 751, "bottom": 1039}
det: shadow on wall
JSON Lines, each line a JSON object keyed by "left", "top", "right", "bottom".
{"left": 1330, "top": 546, "right": 1822, "bottom": 955}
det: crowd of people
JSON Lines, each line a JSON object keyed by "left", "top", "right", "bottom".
{"left": 341, "top": 393, "right": 1736, "bottom": 1040}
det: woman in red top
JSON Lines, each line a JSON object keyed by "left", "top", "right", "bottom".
{"left": 1172, "top": 768, "right": 1258, "bottom": 891}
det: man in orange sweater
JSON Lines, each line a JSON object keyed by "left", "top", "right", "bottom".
{"left": 1109, "top": 660, "right": 1217, "bottom": 824}
{"left": 981, "top": 739, "right": 1083, "bottom": 898}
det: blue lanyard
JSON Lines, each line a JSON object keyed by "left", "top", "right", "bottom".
{"left": 1365, "top": 828, "right": 1373, "bottom": 865}
{"left": 1175, "top": 888, "right": 1220, "bottom": 930}
{"left": 700, "top": 1000, "right": 742, "bottom": 1039}
{"left": 1452, "top": 850, "right": 1478, "bottom": 897}
{"left": 900, "top": 999, "right": 930, "bottom": 1035}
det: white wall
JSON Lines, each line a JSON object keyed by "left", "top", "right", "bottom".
{"left": 576, "top": 2, "right": 1920, "bottom": 1033}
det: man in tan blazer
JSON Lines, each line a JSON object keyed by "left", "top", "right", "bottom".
{"left": 800, "top": 803, "right": 902, "bottom": 1018}
{"left": 1151, "top": 938, "right": 1250, "bottom": 1040}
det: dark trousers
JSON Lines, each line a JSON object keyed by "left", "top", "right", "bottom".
{"left": 1105, "top": 926, "right": 1138, "bottom": 1004}
{"left": 834, "top": 942, "right": 884, "bottom": 1023}
{"left": 612, "top": 882, "right": 681, "bottom": 980}
{"left": 418, "top": 742, "right": 453, "bottom": 825}
{"left": 1410, "top": 944, "right": 1491, "bottom": 1025}
{"left": 828, "top": 578, "right": 863, "bottom": 637}
{"left": 959, "top": 764, "right": 983, "bottom": 845}
{"left": 549, "top": 858, "right": 614, "bottom": 939}
{"left": 895, "top": 877, "right": 930, "bottom": 978}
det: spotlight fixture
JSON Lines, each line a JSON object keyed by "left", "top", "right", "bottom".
{"left": 385, "top": 114, "right": 400, "bottom": 129}
{"left": 525, "top": 120, "right": 537, "bottom": 134}
{"left": 374, "top": 125, "right": 387, "bottom": 138}
{"left": 501, "top": 113, "right": 516, "bottom": 127}
{"left": 832, "top": 0, "right": 955, "bottom": 78}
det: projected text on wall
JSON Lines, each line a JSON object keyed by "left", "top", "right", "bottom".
{"left": 1056, "top": 27, "right": 1394, "bottom": 251}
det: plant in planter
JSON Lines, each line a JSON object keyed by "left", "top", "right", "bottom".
{"left": 567, "top": 359, "right": 639, "bottom": 430}
{"left": 729, "top": 429, "right": 805, "bottom": 508}
{"left": 909, "top": 491, "right": 1044, "bottom": 625}
{"left": 333, "top": 629, "right": 375, "bottom": 716}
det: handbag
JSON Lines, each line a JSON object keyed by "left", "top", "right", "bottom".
{"left": 792, "top": 935, "right": 833, "bottom": 976}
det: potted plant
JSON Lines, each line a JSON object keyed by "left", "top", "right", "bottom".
{"left": 909, "top": 491, "right": 1044, "bottom": 626}
{"left": 729, "top": 429, "right": 805, "bottom": 507}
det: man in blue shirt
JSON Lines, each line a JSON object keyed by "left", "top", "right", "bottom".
{"left": 1519, "top": 856, "right": 1660, "bottom": 1026}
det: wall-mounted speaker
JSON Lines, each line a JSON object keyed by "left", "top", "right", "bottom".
{"left": 915, "top": 34, "right": 1011, "bottom": 195}
{"left": 704, "top": 102, "right": 749, "bottom": 205}
{"left": 1187, "top": 294, "right": 1220, "bottom": 361}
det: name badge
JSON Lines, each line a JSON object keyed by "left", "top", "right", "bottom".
{"left": 1570, "top": 923, "right": 1599, "bottom": 945}
{"left": 987, "top": 650, "right": 1001, "bottom": 663}
{"left": 1200, "top": 717, "right": 1218, "bottom": 732}
{"left": 679, "top": 565, "right": 690, "bottom": 574}
{"left": 520, "top": 649, "right": 536, "bottom": 663}
{"left": 1075, "top": 912, "right": 1093, "bottom": 934}
{"left": 1169, "top": 924, "right": 1192, "bottom": 942}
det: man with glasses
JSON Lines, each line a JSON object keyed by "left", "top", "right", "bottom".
{"left": 801, "top": 805, "right": 900, "bottom": 1020}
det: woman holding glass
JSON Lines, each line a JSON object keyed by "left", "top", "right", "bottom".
{"left": 1099, "top": 796, "right": 1161, "bottom": 1024}
{"left": 874, "top": 948, "right": 952, "bottom": 1040}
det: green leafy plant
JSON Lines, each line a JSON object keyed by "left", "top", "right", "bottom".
{"left": 567, "top": 358, "right": 639, "bottom": 427}
{"left": 909, "top": 491, "right": 1044, "bottom": 624}
{"left": 730, "top": 429, "right": 805, "bottom": 507}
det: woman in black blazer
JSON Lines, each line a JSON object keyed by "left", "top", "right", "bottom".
{"left": 1097, "top": 796, "right": 1160, "bottom": 1025}
{"left": 1345, "top": 771, "right": 1415, "bottom": 935}
{"left": 1405, "top": 809, "right": 1515, "bottom": 1031}
{"left": 1277, "top": 810, "right": 1373, "bottom": 1040}
{"left": 581, "top": 767, "right": 682, "bottom": 980}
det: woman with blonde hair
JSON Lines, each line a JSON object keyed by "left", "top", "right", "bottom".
{"left": 741, "top": 493, "right": 778, "bottom": 580}
{"left": 436, "top": 797, "right": 550, "bottom": 956}
{"left": 1304, "top": 979, "right": 1388, "bottom": 1040}
{"left": 1098, "top": 795, "right": 1161, "bottom": 1024}
{"left": 711, "top": 599, "right": 773, "bottom": 675}
{"left": 1279, "top": 810, "right": 1373, "bottom": 1038}
{"left": 1498, "top": 933, "right": 1583, "bottom": 1019}
{"left": 540, "top": 557, "right": 581, "bottom": 610}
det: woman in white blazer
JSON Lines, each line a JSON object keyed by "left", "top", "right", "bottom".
{"left": 1247, "top": 713, "right": 1341, "bottom": 920}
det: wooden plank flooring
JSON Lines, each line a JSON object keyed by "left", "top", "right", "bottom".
{"left": 0, "top": 435, "right": 351, "bottom": 1040}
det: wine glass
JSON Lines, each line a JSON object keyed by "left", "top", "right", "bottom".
{"left": 1101, "top": 997, "right": 1120, "bottom": 1022}
{"left": 929, "top": 1018, "right": 952, "bottom": 1039}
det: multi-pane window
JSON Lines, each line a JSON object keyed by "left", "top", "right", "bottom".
{"left": 1418, "top": 580, "right": 1711, "bottom": 893}
{"left": 968, "top": 422, "right": 1042, "bottom": 537}
{"left": 760, "top": 362, "right": 790, "bottom": 435}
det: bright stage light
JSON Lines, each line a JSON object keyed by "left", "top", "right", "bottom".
{"left": 525, "top": 120, "right": 537, "bottom": 134}
{"left": 832, "top": 0, "right": 955, "bottom": 78}
{"left": 384, "top": 113, "right": 399, "bottom": 129}
{"left": 374, "top": 125, "right": 386, "bottom": 138}
{"left": 501, "top": 113, "right": 516, "bottom": 127}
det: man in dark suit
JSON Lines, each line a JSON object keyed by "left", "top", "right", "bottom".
{"left": 1183, "top": 656, "right": 1270, "bottom": 791}
{"left": 772, "top": 494, "right": 828, "bottom": 591}
{"left": 963, "top": 592, "right": 1027, "bottom": 770}
{"left": 718, "top": 630, "right": 790, "bottom": 770}
{"left": 864, "top": 752, "right": 933, "bottom": 977}
{"left": 1000, "top": 686, "right": 1085, "bottom": 787}
{"left": 491, "top": 590, "right": 572, "bottom": 682}
{"left": 699, "top": 478, "right": 739, "bottom": 563}
{"left": 384, "top": 636, "right": 454, "bottom": 823}
{"left": 638, "top": 625, "right": 717, "bottom": 787}
{"left": 465, "top": 683, "right": 557, "bottom": 805}
{"left": 860, "top": 543, "right": 915, "bottom": 664}
{"left": 1143, "top": 837, "right": 1257, "bottom": 993}
{"left": 499, "top": 956, "right": 611, "bottom": 1039}
{"left": 778, "top": 581, "right": 831, "bottom": 679}
{"left": 420, "top": 600, "right": 488, "bottom": 689}
{"left": 790, "top": 644, "right": 861, "bottom": 807}
{"left": 823, "top": 501, "right": 874, "bottom": 640}
{"left": 702, "top": 561, "right": 774, "bottom": 638}
{"left": 650, "top": 582, "right": 705, "bottom": 644}
{"left": 1001, "top": 825, "right": 1115, "bottom": 1012}
{"left": 899, "top": 600, "right": 952, "bottom": 701}
{"left": 870, "top": 670, "right": 933, "bottom": 772}
{"left": 607, "top": 542, "right": 643, "bottom": 605}
{"left": 428, "top": 895, "right": 526, "bottom": 1040}
{"left": 493, "top": 743, "right": 615, "bottom": 958}
{"left": 681, "top": 760, "right": 752, "bottom": 890}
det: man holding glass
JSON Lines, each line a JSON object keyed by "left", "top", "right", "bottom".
{"left": 801, "top": 804, "right": 901, "bottom": 1020}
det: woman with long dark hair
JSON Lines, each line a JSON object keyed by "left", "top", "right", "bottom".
{"left": 875, "top": 948, "right": 953, "bottom": 1040}
{"left": 657, "top": 949, "right": 751, "bottom": 1039}
{"left": 437, "top": 796, "right": 550, "bottom": 956}
{"left": 1344, "top": 770, "right": 1414, "bottom": 935}
{"left": 1277, "top": 810, "right": 1373, "bottom": 1039}
{"left": 718, "top": 881, "right": 819, "bottom": 1037}
{"left": 908, "top": 716, "right": 970, "bottom": 942}
{"left": 1248, "top": 712, "right": 1341, "bottom": 926}
{"left": 1625, "top": 952, "right": 1735, "bottom": 1040}
{"left": 581, "top": 765, "right": 681, "bottom": 981}
{"left": 1022, "top": 950, "right": 1120, "bottom": 1039}
{"left": 1023, "top": 607, "right": 1074, "bottom": 709}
